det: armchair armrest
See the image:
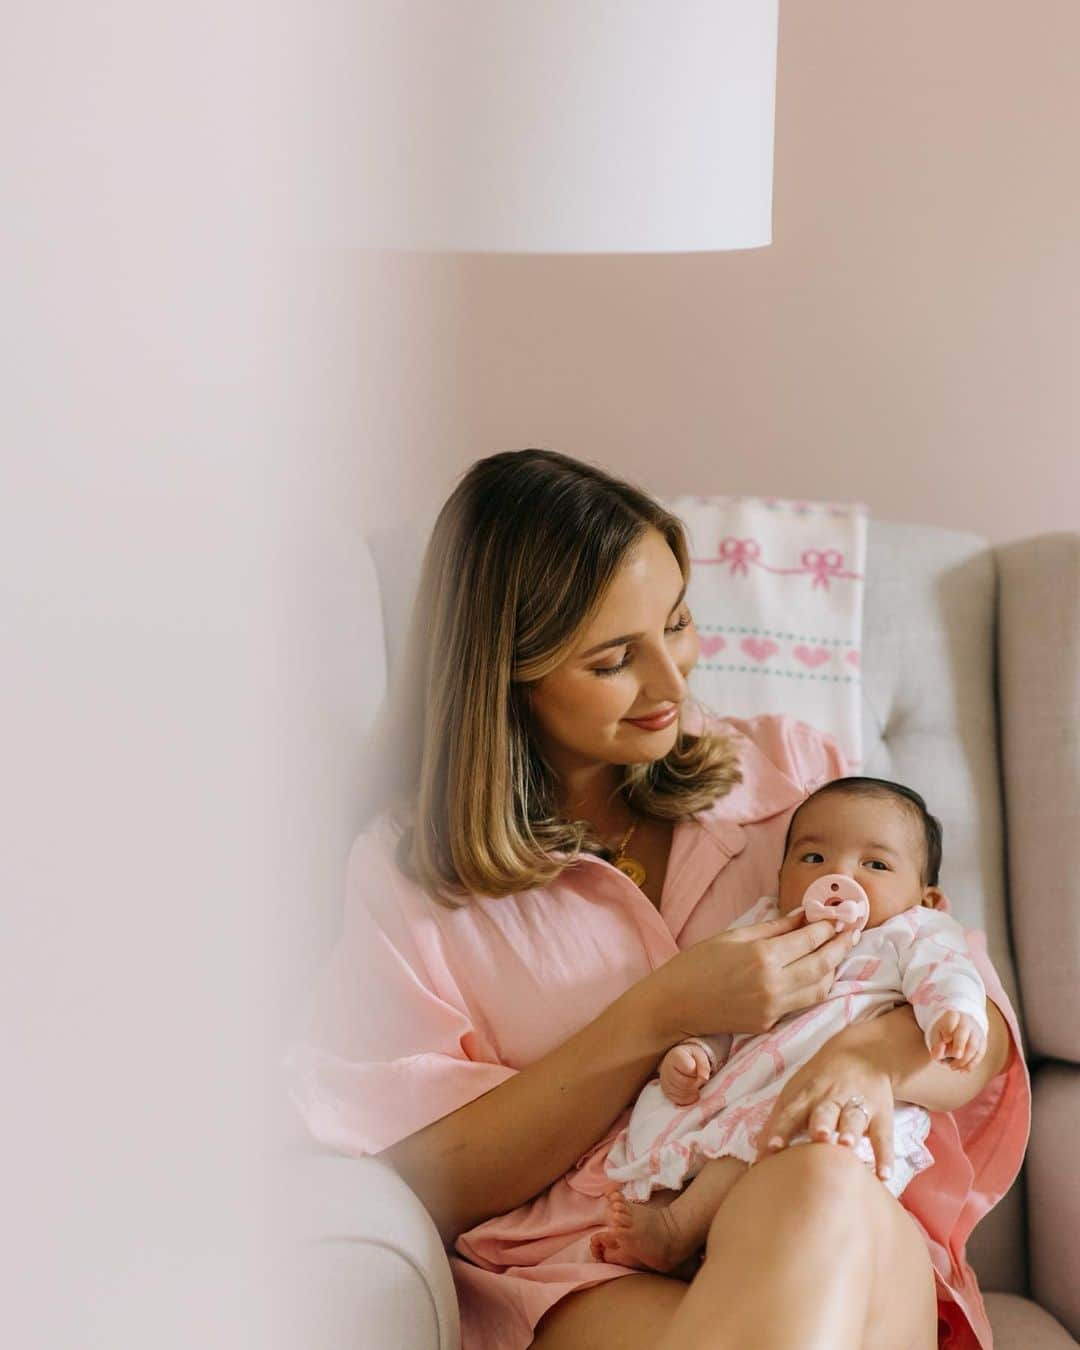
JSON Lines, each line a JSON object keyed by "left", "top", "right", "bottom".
{"left": 283, "top": 1148, "right": 461, "bottom": 1350}
{"left": 996, "top": 532, "right": 1080, "bottom": 1062}
{"left": 1028, "top": 1065, "right": 1080, "bottom": 1338}
{"left": 997, "top": 532, "right": 1080, "bottom": 1333}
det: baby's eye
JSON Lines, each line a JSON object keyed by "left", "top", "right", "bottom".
{"left": 800, "top": 852, "right": 824, "bottom": 864}
{"left": 865, "top": 859, "right": 889, "bottom": 871}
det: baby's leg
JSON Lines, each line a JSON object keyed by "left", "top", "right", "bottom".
{"left": 590, "top": 1156, "right": 749, "bottom": 1274}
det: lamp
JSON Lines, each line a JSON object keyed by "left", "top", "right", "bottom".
{"left": 353, "top": 0, "right": 779, "bottom": 253}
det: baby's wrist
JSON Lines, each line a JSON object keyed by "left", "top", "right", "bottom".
{"left": 681, "top": 1036, "right": 719, "bottom": 1073}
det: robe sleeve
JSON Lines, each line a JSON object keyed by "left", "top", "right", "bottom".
{"left": 787, "top": 716, "right": 850, "bottom": 789}
{"left": 731, "top": 712, "right": 850, "bottom": 791}
{"left": 950, "top": 928, "right": 1031, "bottom": 1245}
{"left": 282, "top": 830, "right": 517, "bottom": 1157}
{"left": 900, "top": 911, "right": 1032, "bottom": 1275}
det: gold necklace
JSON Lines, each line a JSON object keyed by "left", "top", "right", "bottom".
{"left": 610, "top": 818, "right": 647, "bottom": 887}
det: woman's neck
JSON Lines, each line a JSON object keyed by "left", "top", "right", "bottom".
{"left": 556, "top": 774, "right": 637, "bottom": 841}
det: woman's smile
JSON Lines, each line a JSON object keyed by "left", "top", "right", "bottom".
{"left": 623, "top": 706, "right": 680, "bottom": 731}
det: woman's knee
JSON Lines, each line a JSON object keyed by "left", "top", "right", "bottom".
{"left": 742, "top": 1138, "right": 880, "bottom": 1209}
{"left": 772, "top": 1138, "right": 881, "bottom": 1200}
{"left": 704, "top": 1142, "right": 880, "bottom": 1260}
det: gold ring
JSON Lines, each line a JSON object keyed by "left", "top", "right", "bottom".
{"left": 840, "top": 1095, "right": 870, "bottom": 1126}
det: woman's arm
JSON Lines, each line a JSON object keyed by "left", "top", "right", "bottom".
{"left": 755, "top": 997, "right": 1014, "bottom": 1174}
{"left": 384, "top": 909, "right": 853, "bottom": 1245}
{"left": 381, "top": 980, "right": 671, "bottom": 1247}
{"left": 846, "top": 997, "right": 1012, "bottom": 1111}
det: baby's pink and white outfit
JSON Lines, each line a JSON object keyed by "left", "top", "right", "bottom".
{"left": 604, "top": 895, "right": 989, "bottom": 1201}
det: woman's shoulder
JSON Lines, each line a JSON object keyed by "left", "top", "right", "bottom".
{"left": 345, "top": 808, "right": 504, "bottom": 929}
{"left": 342, "top": 809, "right": 436, "bottom": 933}
{"left": 696, "top": 710, "right": 848, "bottom": 792}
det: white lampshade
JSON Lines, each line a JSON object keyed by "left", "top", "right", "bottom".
{"left": 354, "top": 0, "right": 779, "bottom": 253}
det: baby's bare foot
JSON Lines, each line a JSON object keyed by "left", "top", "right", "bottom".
{"left": 589, "top": 1190, "right": 698, "bottom": 1273}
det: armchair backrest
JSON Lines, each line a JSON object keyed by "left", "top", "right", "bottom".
{"left": 359, "top": 514, "right": 1028, "bottom": 1290}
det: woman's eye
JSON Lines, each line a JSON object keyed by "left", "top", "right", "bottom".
{"left": 591, "top": 612, "right": 692, "bottom": 677}
{"left": 592, "top": 653, "right": 631, "bottom": 677}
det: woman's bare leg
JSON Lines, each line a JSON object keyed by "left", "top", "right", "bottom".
{"left": 531, "top": 1272, "right": 687, "bottom": 1349}
{"left": 656, "top": 1141, "right": 937, "bottom": 1350}
{"left": 532, "top": 1142, "right": 936, "bottom": 1350}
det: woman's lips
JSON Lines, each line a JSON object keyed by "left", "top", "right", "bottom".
{"left": 624, "top": 706, "right": 679, "bottom": 730}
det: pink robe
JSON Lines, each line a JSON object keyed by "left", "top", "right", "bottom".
{"left": 283, "top": 713, "right": 1031, "bottom": 1350}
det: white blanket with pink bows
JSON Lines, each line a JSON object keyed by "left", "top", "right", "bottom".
{"left": 661, "top": 494, "right": 867, "bottom": 770}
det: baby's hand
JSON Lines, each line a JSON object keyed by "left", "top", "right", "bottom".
{"left": 659, "top": 1042, "right": 713, "bottom": 1105}
{"left": 928, "top": 1011, "right": 986, "bottom": 1071}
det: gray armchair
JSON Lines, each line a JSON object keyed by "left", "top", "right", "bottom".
{"left": 284, "top": 519, "right": 1080, "bottom": 1348}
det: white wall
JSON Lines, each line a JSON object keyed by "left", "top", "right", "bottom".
{"left": 3, "top": 5, "right": 320, "bottom": 1344}
{"left": 352, "top": 1, "right": 1080, "bottom": 545}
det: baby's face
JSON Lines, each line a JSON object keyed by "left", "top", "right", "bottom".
{"left": 777, "top": 793, "right": 939, "bottom": 930}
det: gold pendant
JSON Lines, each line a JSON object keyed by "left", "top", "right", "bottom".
{"left": 614, "top": 855, "right": 647, "bottom": 887}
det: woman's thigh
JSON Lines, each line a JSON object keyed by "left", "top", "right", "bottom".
{"left": 702, "top": 1143, "right": 937, "bottom": 1350}
{"left": 532, "top": 1145, "right": 938, "bottom": 1350}
{"left": 529, "top": 1272, "right": 686, "bottom": 1350}
{"left": 858, "top": 1178, "right": 938, "bottom": 1350}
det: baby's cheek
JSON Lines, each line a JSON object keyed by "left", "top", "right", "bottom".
{"left": 776, "top": 876, "right": 802, "bottom": 914}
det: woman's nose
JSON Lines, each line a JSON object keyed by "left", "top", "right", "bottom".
{"left": 644, "top": 646, "right": 689, "bottom": 702}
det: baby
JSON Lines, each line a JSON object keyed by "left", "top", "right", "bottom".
{"left": 589, "top": 776, "right": 989, "bottom": 1273}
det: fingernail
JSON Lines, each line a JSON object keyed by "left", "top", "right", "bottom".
{"left": 768, "top": 1135, "right": 784, "bottom": 1150}
{"left": 839, "top": 1132, "right": 855, "bottom": 1146}
{"left": 879, "top": 1166, "right": 892, "bottom": 1178}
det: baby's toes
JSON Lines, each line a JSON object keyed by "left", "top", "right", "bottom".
{"left": 591, "top": 1228, "right": 623, "bottom": 1264}
{"left": 609, "top": 1195, "right": 632, "bottom": 1228}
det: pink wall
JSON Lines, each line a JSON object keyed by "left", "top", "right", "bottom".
{"left": 359, "top": 1, "right": 1079, "bottom": 545}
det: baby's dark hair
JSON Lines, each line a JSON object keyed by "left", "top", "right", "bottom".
{"left": 782, "top": 776, "right": 943, "bottom": 887}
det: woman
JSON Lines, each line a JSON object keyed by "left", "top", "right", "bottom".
{"left": 285, "top": 449, "right": 1030, "bottom": 1349}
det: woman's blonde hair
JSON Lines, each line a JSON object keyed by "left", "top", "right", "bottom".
{"left": 371, "top": 449, "right": 741, "bottom": 906}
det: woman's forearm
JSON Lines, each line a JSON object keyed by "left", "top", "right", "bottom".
{"left": 847, "top": 998, "right": 1012, "bottom": 1111}
{"left": 381, "top": 981, "right": 672, "bottom": 1246}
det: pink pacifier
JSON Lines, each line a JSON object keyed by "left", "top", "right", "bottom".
{"left": 800, "top": 874, "right": 870, "bottom": 937}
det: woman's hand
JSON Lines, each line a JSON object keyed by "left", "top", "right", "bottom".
{"left": 646, "top": 909, "right": 857, "bottom": 1041}
{"left": 753, "top": 1037, "right": 896, "bottom": 1182}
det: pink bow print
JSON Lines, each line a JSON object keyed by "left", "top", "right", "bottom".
{"left": 801, "top": 548, "right": 844, "bottom": 590}
{"left": 802, "top": 894, "right": 865, "bottom": 929}
{"left": 719, "top": 537, "right": 761, "bottom": 577}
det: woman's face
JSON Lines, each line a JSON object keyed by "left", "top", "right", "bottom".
{"left": 527, "top": 527, "right": 700, "bottom": 781}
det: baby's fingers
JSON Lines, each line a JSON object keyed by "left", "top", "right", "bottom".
{"left": 666, "top": 1070, "right": 704, "bottom": 1103}
{"left": 929, "top": 1014, "right": 958, "bottom": 1061}
{"left": 671, "top": 1047, "right": 697, "bottom": 1075}
{"left": 957, "top": 1028, "right": 987, "bottom": 1071}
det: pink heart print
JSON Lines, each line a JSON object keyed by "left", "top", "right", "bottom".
{"left": 793, "top": 644, "right": 831, "bottom": 669}
{"left": 740, "top": 637, "right": 779, "bottom": 663}
{"left": 699, "top": 635, "right": 726, "bottom": 657}
{"left": 845, "top": 650, "right": 861, "bottom": 668}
